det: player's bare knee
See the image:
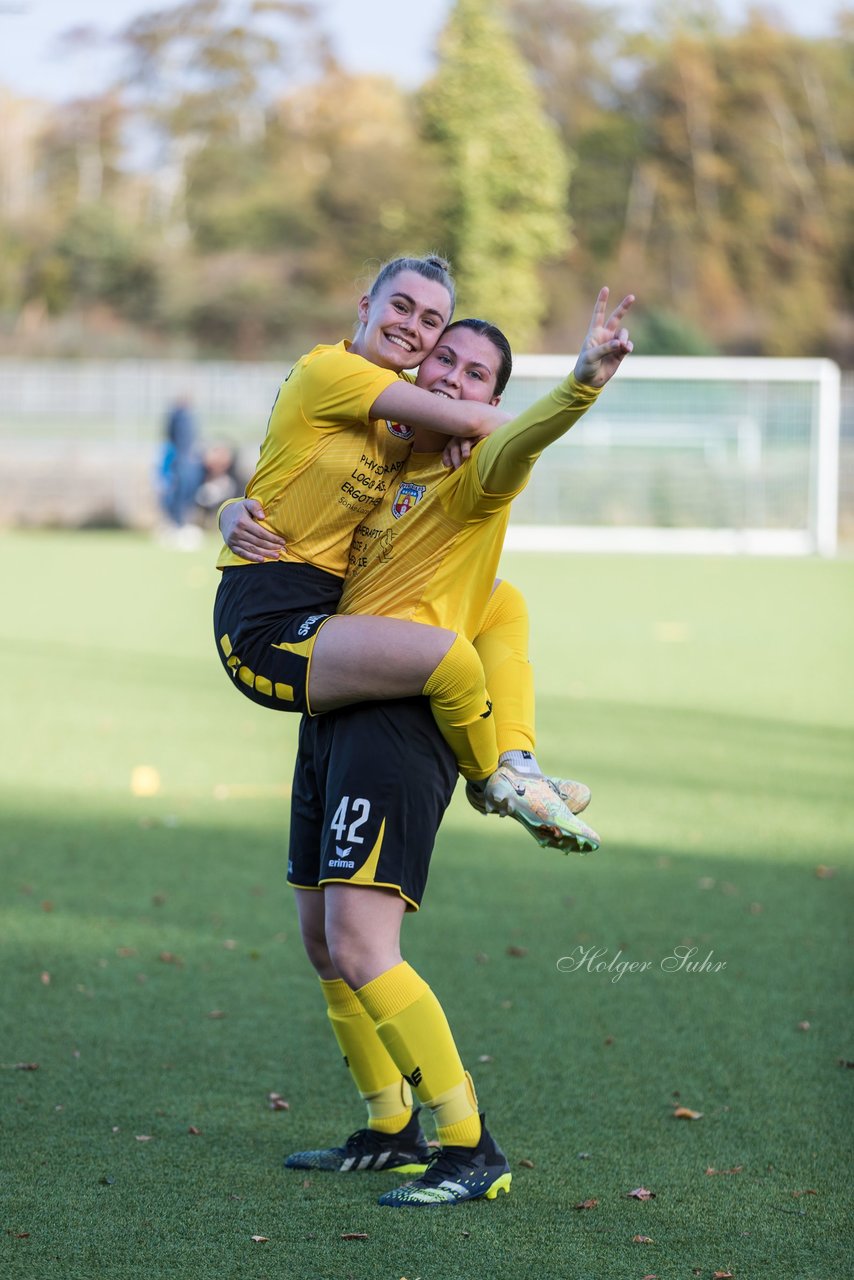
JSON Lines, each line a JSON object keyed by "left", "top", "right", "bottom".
{"left": 299, "top": 923, "right": 335, "bottom": 977}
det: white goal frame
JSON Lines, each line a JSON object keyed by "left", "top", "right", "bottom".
{"left": 502, "top": 356, "right": 841, "bottom": 557}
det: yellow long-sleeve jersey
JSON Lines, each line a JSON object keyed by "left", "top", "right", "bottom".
{"left": 337, "top": 372, "right": 601, "bottom": 637}
{"left": 217, "top": 341, "right": 413, "bottom": 577}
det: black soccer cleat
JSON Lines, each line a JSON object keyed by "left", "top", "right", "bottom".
{"left": 377, "top": 1115, "right": 511, "bottom": 1206}
{"left": 283, "top": 1108, "right": 430, "bottom": 1174}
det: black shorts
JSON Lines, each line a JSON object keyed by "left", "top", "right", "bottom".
{"left": 213, "top": 561, "right": 343, "bottom": 714}
{"left": 288, "top": 698, "right": 457, "bottom": 910}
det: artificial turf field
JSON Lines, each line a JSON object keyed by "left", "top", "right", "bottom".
{"left": 1, "top": 531, "right": 852, "bottom": 1280}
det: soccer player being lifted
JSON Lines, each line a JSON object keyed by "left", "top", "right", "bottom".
{"left": 218, "top": 287, "right": 633, "bottom": 1207}
{"left": 216, "top": 254, "right": 599, "bottom": 853}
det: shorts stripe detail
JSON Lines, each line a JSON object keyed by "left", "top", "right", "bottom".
{"left": 295, "top": 877, "right": 421, "bottom": 913}
{"left": 219, "top": 633, "right": 233, "bottom": 657}
{"left": 349, "top": 818, "right": 385, "bottom": 887}
{"left": 275, "top": 682, "right": 295, "bottom": 702}
{"left": 271, "top": 635, "right": 317, "bottom": 659}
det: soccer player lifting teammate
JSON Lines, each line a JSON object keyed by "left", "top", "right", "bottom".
{"left": 214, "top": 254, "right": 614, "bottom": 850}
{"left": 217, "top": 285, "right": 634, "bottom": 1208}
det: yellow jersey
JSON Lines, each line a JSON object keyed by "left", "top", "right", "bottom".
{"left": 338, "top": 373, "right": 600, "bottom": 638}
{"left": 217, "top": 342, "right": 413, "bottom": 576}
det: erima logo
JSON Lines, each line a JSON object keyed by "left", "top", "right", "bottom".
{"left": 329, "top": 846, "right": 354, "bottom": 868}
{"left": 403, "top": 1066, "right": 423, "bottom": 1087}
{"left": 298, "top": 613, "right": 327, "bottom": 638}
{"left": 480, "top": 700, "right": 493, "bottom": 719}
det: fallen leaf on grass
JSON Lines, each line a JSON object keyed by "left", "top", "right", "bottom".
{"left": 673, "top": 1107, "right": 703, "bottom": 1120}
{"left": 573, "top": 1198, "right": 598, "bottom": 1210}
{"left": 116, "top": 948, "right": 137, "bottom": 958}
{"left": 632, "top": 1235, "right": 654, "bottom": 1243}
{"left": 135, "top": 1135, "right": 153, "bottom": 1142}
{"left": 341, "top": 1232, "right": 369, "bottom": 1240}
{"left": 478, "top": 1054, "right": 494, "bottom": 1063}
{"left": 518, "top": 1158, "right": 535, "bottom": 1169}
{"left": 207, "top": 1010, "right": 226, "bottom": 1019}
{"left": 641, "top": 1274, "right": 659, "bottom": 1279}
{"left": 158, "top": 952, "right": 183, "bottom": 966}
{"left": 0, "top": 1063, "right": 40, "bottom": 1071}
{"left": 187, "top": 1126, "right": 202, "bottom": 1135}
{"left": 626, "top": 1187, "right": 656, "bottom": 1200}
{"left": 791, "top": 1189, "right": 818, "bottom": 1197}
{"left": 706, "top": 1166, "right": 743, "bottom": 1176}
{"left": 814, "top": 865, "right": 836, "bottom": 879}
{"left": 267, "top": 1092, "right": 289, "bottom": 1111}
{"left": 40, "top": 972, "right": 51, "bottom": 985}
{"left": 506, "top": 945, "right": 528, "bottom": 958}
{"left": 713, "top": 1272, "right": 735, "bottom": 1278}
{"left": 250, "top": 1235, "right": 269, "bottom": 1243}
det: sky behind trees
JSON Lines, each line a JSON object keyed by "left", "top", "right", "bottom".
{"left": 1, "top": 0, "right": 851, "bottom": 364}
{"left": 0, "top": 0, "right": 847, "bottom": 102}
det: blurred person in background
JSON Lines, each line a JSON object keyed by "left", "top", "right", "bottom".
{"left": 158, "top": 395, "right": 204, "bottom": 548}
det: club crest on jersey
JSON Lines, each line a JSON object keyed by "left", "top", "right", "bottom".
{"left": 386, "top": 420, "right": 413, "bottom": 440}
{"left": 391, "top": 481, "right": 426, "bottom": 519}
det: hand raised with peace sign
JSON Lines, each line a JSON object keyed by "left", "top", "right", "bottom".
{"left": 573, "top": 287, "right": 635, "bottom": 388}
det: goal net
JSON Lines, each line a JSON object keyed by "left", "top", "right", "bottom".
{"left": 502, "top": 356, "right": 840, "bottom": 556}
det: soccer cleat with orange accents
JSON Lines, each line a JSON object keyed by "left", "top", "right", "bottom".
{"left": 476, "top": 765, "right": 600, "bottom": 854}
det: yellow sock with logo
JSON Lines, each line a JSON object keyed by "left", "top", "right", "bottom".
{"left": 422, "top": 634, "right": 498, "bottom": 782}
{"left": 474, "top": 579, "right": 537, "bottom": 755}
{"left": 356, "top": 961, "right": 482, "bottom": 1149}
{"left": 356, "top": 965, "right": 481, "bottom": 1149}
{"left": 319, "top": 977, "right": 413, "bottom": 1133}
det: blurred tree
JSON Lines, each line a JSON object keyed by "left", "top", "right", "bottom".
{"left": 620, "top": 12, "right": 853, "bottom": 358}
{"left": 117, "top": 0, "right": 330, "bottom": 234}
{"left": 422, "top": 0, "right": 570, "bottom": 348}
{"left": 51, "top": 204, "right": 160, "bottom": 322}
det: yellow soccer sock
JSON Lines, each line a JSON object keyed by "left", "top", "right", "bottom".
{"left": 422, "top": 634, "right": 498, "bottom": 781}
{"left": 319, "top": 977, "right": 413, "bottom": 1133}
{"left": 357, "top": 962, "right": 482, "bottom": 1149}
{"left": 474, "top": 579, "right": 536, "bottom": 755}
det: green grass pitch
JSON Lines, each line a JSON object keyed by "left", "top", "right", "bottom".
{"left": 1, "top": 531, "right": 852, "bottom": 1280}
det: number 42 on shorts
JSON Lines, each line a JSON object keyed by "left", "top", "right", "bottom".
{"left": 329, "top": 796, "right": 372, "bottom": 845}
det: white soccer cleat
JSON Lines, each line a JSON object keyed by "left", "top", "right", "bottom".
{"left": 477, "top": 765, "right": 600, "bottom": 854}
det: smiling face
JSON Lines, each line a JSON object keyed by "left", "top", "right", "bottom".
{"left": 416, "top": 327, "right": 503, "bottom": 406}
{"left": 354, "top": 269, "right": 453, "bottom": 372}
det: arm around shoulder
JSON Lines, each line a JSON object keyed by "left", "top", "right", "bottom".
{"left": 370, "top": 380, "right": 511, "bottom": 439}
